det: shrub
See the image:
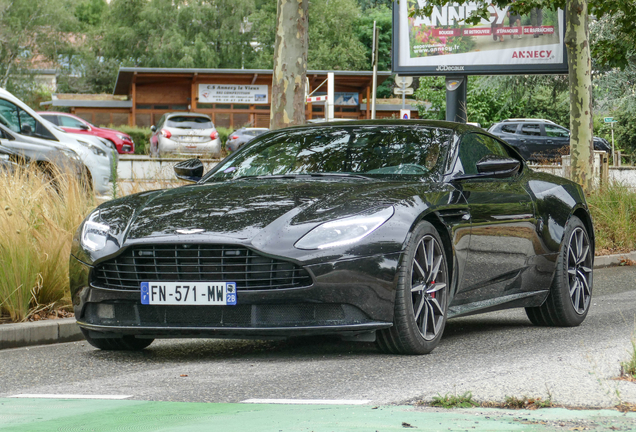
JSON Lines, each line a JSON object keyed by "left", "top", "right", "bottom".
{"left": 587, "top": 182, "right": 636, "bottom": 253}
{"left": 106, "top": 125, "right": 152, "bottom": 155}
{"left": 217, "top": 127, "right": 234, "bottom": 150}
{"left": 0, "top": 165, "right": 94, "bottom": 322}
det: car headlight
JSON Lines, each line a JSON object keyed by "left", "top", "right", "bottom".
{"left": 81, "top": 212, "right": 110, "bottom": 251}
{"left": 78, "top": 140, "right": 107, "bottom": 157}
{"left": 117, "top": 134, "right": 130, "bottom": 141}
{"left": 295, "top": 207, "right": 394, "bottom": 250}
{"left": 62, "top": 148, "right": 81, "bottom": 161}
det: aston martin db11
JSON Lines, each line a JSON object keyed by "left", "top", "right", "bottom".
{"left": 70, "top": 120, "right": 594, "bottom": 354}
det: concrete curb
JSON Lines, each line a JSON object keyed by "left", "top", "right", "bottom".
{"left": 594, "top": 251, "right": 636, "bottom": 268}
{"left": 0, "top": 251, "right": 633, "bottom": 351}
{"left": 0, "top": 318, "right": 83, "bottom": 350}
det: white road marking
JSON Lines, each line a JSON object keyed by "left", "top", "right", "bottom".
{"left": 8, "top": 394, "right": 132, "bottom": 400}
{"left": 241, "top": 399, "right": 372, "bottom": 405}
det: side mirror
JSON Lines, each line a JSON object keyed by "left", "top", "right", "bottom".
{"left": 174, "top": 158, "right": 204, "bottom": 183}
{"left": 20, "top": 124, "right": 33, "bottom": 136}
{"left": 150, "top": 125, "right": 157, "bottom": 133}
{"left": 475, "top": 155, "right": 520, "bottom": 178}
{"left": 79, "top": 124, "right": 90, "bottom": 131}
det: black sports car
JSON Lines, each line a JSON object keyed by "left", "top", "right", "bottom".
{"left": 70, "top": 120, "right": 594, "bottom": 354}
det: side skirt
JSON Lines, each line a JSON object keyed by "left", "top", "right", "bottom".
{"left": 448, "top": 290, "right": 549, "bottom": 319}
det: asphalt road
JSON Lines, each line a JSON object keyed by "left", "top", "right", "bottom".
{"left": 2, "top": 266, "right": 636, "bottom": 408}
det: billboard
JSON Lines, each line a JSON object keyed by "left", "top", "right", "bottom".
{"left": 198, "top": 84, "right": 269, "bottom": 104}
{"left": 392, "top": 0, "right": 568, "bottom": 75}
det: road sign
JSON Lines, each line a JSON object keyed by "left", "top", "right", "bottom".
{"left": 604, "top": 117, "right": 617, "bottom": 123}
{"left": 394, "top": 75, "right": 413, "bottom": 87}
{"left": 394, "top": 87, "right": 414, "bottom": 95}
{"left": 400, "top": 109, "right": 411, "bottom": 119}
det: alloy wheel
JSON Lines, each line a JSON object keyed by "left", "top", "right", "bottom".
{"left": 411, "top": 235, "right": 448, "bottom": 341}
{"left": 566, "top": 226, "right": 592, "bottom": 314}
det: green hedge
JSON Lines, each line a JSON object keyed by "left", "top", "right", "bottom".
{"left": 217, "top": 127, "right": 234, "bottom": 150}
{"left": 111, "top": 125, "right": 152, "bottom": 155}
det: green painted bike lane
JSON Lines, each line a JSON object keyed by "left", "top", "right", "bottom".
{"left": 0, "top": 398, "right": 635, "bottom": 431}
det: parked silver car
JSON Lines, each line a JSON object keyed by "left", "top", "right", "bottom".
{"left": 225, "top": 127, "right": 269, "bottom": 153}
{"left": 0, "top": 123, "right": 83, "bottom": 176}
{"left": 150, "top": 113, "right": 221, "bottom": 157}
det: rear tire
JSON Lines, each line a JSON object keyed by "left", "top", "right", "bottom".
{"left": 81, "top": 328, "right": 154, "bottom": 351}
{"left": 525, "top": 215, "right": 593, "bottom": 327}
{"left": 377, "top": 221, "right": 449, "bottom": 355}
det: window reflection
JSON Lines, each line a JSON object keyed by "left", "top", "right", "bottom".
{"left": 208, "top": 126, "right": 453, "bottom": 181}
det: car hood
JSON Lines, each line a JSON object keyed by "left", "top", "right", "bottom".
{"left": 98, "top": 178, "right": 430, "bottom": 244}
{"left": 134, "top": 179, "right": 405, "bottom": 240}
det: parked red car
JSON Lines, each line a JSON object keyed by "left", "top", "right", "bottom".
{"left": 37, "top": 112, "right": 135, "bottom": 154}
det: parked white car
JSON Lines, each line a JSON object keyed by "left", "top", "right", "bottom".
{"left": 149, "top": 113, "right": 221, "bottom": 157}
{"left": 0, "top": 88, "right": 113, "bottom": 195}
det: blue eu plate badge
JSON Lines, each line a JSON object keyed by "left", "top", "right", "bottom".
{"left": 141, "top": 282, "right": 150, "bottom": 305}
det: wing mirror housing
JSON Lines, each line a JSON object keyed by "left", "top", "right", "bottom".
{"left": 454, "top": 155, "right": 520, "bottom": 181}
{"left": 476, "top": 155, "right": 520, "bottom": 177}
{"left": 174, "top": 158, "right": 204, "bottom": 183}
{"left": 79, "top": 124, "right": 90, "bottom": 131}
{"left": 150, "top": 125, "right": 157, "bottom": 133}
{"left": 20, "top": 124, "right": 33, "bottom": 136}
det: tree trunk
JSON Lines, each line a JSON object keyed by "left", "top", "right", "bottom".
{"left": 565, "top": 0, "right": 594, "bottom": 192}
{"left": 270, "top": 0, "right": 308, "bottom": 130}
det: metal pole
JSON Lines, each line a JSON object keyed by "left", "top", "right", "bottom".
{"left": 371, "top": 21, "right": 378, "bottom": 120}
{"left": 327, "top": 72, "right": 334, "bottom": 121}
{"left": 401, "top": 81, "right": 406, "bottom": 111}
{"left": 445, "top": 76, "right": 467, "bottom": 123}
{"left": 611, "top": 122, "right": 616, "bottom": 166}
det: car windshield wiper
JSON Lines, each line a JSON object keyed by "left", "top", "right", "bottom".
{"left": 307, "top": 172, "right": 374, "bottom": 180}
{"left": 230, "top": 173, "right": 375, "bottom": 181}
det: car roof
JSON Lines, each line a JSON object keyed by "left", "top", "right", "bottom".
{"left": 282, "top": 119, "right": 480, "bottom": 134}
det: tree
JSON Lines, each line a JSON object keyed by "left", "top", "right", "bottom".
{"left": 0, "top": 0, "right": 76, "bottom": 91}
{"left": 101, "top": 0, "right": 255, "bottom": 69}
{"left": 270, "top": 0, "right": 308, "bottom": 129}
{"left": 411, "top": 0, "right": 600, "bottom": 191}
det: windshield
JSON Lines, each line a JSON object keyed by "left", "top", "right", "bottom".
{"left": 204, "top": 125, "right": 453, "bottom": 182}
{"left": 167, "top": 116, "right": 213, "bottom": 129}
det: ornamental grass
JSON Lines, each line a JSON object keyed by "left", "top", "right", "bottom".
{"left": 587, "top": 182, "right": 636, "bottom": 254}
{"left": 0, "top": 164, "right": 94, "bottom": 322}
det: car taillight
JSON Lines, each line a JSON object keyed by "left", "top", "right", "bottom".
{"left": 161, "top": 129, "right": 172, "bottom": 139}
{"left": 210, "top": 131, "right": 219, "bottom": 140}
{"left": 230, "top": 135, "right": 238, "bottom": 140}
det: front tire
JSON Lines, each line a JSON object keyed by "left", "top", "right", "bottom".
{"left": 377, "top": 221, "right": 449, "bottom": 355}
{"left": 81, "top": 328, "right": 154, "bottom": 351}
{"left": 526, "top": 215, "right": 593, "bottom": 327}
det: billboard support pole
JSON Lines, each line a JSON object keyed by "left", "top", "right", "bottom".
{"left": 445, "top": 76, "right": 467, "bottom": 124}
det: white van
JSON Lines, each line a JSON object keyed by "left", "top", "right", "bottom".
{"left": 0, "top": 88, "right": 112, "bottom": 195}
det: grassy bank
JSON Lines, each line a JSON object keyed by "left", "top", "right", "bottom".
{"left": 588, "top": 182, "right": 636, "bottom": 254}
{"left": 0, "top": 166, "right": 94, "bottom": 322}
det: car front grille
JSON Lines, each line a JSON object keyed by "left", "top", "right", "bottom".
{"left": 92, "top": 244, "right": 313, "bottom": 291}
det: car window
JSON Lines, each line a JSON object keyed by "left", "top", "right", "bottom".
{"left": 40, "top": 114, "right": 59, "bottom": 125}
{"left": 0, "top": 99, "right": 56, "bottom": 140}
{"left": 501, "top": 124, "right": 517, "bottom": 134}
{"left": 544, "top": 124, "right": 569, "bottom": 138}
{"left": 59, "top": 115, "right": 87, "bottom": 129}
{"left": 457, "top": 133, "right": 510, "bottom": 175}
{"left": 244, "top": 129, "right": 268, "bottom": 137}
{"left": 166, "top": 116, "right": 213, "bottom": 129}
{"left": 205, "top": 126, "right": 453, "bottom": 181}
{"left": 520, "top": 124, "right": 541, "bottom": 136}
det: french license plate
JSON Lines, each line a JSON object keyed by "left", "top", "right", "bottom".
{"left": 140, "top": 282, "right": 237, "bottom": 305}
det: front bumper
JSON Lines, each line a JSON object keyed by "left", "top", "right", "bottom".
{"left": 69, "top": 251, "right": 400, "bottom": 338}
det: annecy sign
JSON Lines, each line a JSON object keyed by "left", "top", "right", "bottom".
{"left": 392, "top": 0, "right": 568, "bottom": 75}
{"left": 198, "top": 84, "right": 269, "bottom": 104}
